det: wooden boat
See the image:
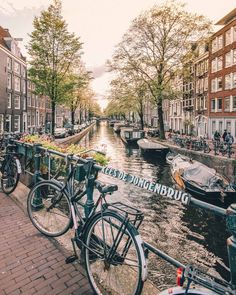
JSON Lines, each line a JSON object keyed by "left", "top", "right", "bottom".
{"left": 137, "top": 138, "right": 169, "bottom": 156}
{"left": 120, "top": 127, "right": 145, "bottom": 145}
{"left": 167, "top": 154, "right": 236, "bottom": 201}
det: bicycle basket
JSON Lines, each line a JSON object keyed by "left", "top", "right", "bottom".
{"left": 106, "top": 202, "right": 144, "bottom": 229}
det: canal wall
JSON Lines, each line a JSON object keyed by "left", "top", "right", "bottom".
{"left": 56, "top": 122, "right": 96, "bottom": 145}
{"left": 158, "top": 140, "right": 236, "bottom": 179}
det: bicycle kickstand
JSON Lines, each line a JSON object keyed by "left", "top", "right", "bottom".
{"left": 65, "top": 237, "right": 79, "bottom": 264}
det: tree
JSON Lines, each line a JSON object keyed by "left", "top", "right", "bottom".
{"left": 109, "top": 75, "right": 151, "bottom": 129}
{"left": 63, "top": 65, "right": 92, "bottom": 125}
{"left": 109, "top": 1, "right": 212, "bottom": 139}
{"left": 27, "top": 0, "right": 83, "bottom": 134}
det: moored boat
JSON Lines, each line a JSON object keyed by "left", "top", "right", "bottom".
{"left": 137, "top": 138, "right": 169, "bottom": 156}
{"left": 167, "top": 154, "right": 236, "bottom": 201}
{"left": 120, "top": 127, "right": 145, "bottom": 145}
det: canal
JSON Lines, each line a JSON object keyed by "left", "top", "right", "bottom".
{"left": 79, "top": 121, "right": 229, "bottom": 291}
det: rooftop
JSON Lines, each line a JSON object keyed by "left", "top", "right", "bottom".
{"left": 215, "top": 8, "right": 236, "bottom": 25}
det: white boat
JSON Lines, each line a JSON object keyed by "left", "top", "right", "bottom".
{"left": 137, "top": 138, "right": 169, "bottom": 156}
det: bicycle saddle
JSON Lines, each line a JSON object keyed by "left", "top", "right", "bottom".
{"left": 95, "top": 181, "right": 118, "bottom": 194}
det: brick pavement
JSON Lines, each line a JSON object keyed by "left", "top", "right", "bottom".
{"left": 0, "top": 192, "right": 93, "bottom": 295}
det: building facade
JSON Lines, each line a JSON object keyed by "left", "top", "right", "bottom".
{"left": 209, "top": 9, "right": 236, "bottom": 140}
{"left": 0, "top": 26, "right": 27, "bottom": 133}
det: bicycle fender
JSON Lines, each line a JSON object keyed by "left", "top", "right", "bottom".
{"left": 136, "top": 234, "right": 148, "bottom": 282}
{"left": 15, "top": 158, "right": 22, "bottom": 174}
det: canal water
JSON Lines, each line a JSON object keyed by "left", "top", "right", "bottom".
{"left": 79, "top": 121, "right": 229, "bottom": 290}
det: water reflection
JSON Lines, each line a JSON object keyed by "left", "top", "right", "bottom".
{"left": 79, "top": 121, "right": 229, "bottom": 289}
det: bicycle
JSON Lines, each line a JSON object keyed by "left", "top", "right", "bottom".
{"left": 0, "top": 133, "right": 22, "bottom": 194}
{"left": 27, "top": 152, "right": 148, "bottom": 295}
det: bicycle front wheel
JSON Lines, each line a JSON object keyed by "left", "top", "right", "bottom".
{"left": 84, "top": 211, "right": 146, "bottom": 295}
{"left": 27, "top": 181, "right": 72, "bottom": 237}
{"left": 1, "top": 157, "right": 20, "bottom": 194}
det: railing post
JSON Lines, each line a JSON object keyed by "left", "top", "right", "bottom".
{"left": 84, "top": 158, "right": 95, "bottom": 218}
{"left": 226, "top": 204, "right": 236, "bottom": 288}
{"left": 32, "top": 143, "right": 42, "bottom": 209}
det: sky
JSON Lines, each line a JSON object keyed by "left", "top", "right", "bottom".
{"left": 1, "top": 0, "right": 236, "bottom": 110}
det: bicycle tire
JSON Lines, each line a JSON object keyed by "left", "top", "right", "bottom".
{"left": 83, "top": 210, "right": 146, "bottom": 295}
{"left": 1, "top": 156, "right": 20, "bottom": 194}
{"left": 27, "top": 180, "right": 72, "bottom": 237}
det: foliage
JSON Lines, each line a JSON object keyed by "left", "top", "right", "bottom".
{"left": 109, "top": 0, "right": 212, "bottom": 139}
{"left": 19, "top": 134, "right": 109, "bottom": 165}
{"left": 27, "top": 0, "right": 83, "bottom": 134}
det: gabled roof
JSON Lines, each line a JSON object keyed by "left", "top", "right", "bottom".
{"left": 0, "top": 26, "right": 11, "bottom": 50}
{"left": 215, "top": 8, "right": 236, "bottom": 25}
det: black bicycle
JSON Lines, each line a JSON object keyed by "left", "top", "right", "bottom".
{"left": 27, "top": 153, "right": 148, "bottom": 295}
{"left": 0, "top": 134, "right": 22, "bottom": 194}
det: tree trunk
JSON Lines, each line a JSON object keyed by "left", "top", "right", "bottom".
{"left": 71, "top": 109, "right": 75, "bottom": 125}
{"left": 157, "top": 102, "right": 165, "bottom": 140}
{"left": 51, "top": 100, "right": 56, "bottom": 136}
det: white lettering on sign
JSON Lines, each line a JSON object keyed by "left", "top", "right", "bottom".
{"left": 101, "top": 166, "right": 191, "bottom": 205}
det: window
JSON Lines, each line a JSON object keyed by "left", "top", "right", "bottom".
{"left": 225, "top": 29, "right": 231, "bottom": 45}
{"left": 5, "top": 115, "right": 11, "bottom": 132}
{"left": 204, "top": 77, "right": 208, "bottom": 91}
{"left": 211, "top": 98, "right": 216, "bottom": 111}
{"left": 211, "top": 59, "right": 216, "bottom": 72}
{"left": 234, "top": 26, "right": 236, "bottom": 41}
{"left": 217, "top": 77, "right": 222, "bottom": 91}
{"left": 22, "top": 67, "right": 26, "bottom": 78}
{"left": 233, "top": 72, "right": 236, "bottom": 88}
{"left": 226, "top": 121, "right": 231, "bottom": 133}
{"left": 233, "top": 96, "right": 236, "bottom": 110}
{"left": 14, "top": 62, "right": 20, "bottom": 74}
{"left": 27, "top": 95, "right": 31, "bottom": 107}
{"left": 219, "top": 121, "right": 223, "bottom": 134}
{"left": 225, "top": 97, "right": 230, "bottom": 111}
{"left": 22, "top": 80, "right": 26, "bottom": 94}
{"left": 225, "top": 51, "right": 231, "bottom": 67}
{"left": 7, "top": 74, "right": 12, "bottom": 89}
{"left": 7, "top": 57, "right": 12, "bottom": 70}
{"left": 218, "top": 35, "right": 223, "bottom": 49}
{"left": 23, "top": 97, "right": 26, "bottom": 110}
{"left": 217, "top": 56, "right": 223, "bottom": 71}
{"left": 225, "top": 74, "right": 231, "bottom": 90}
{"left": 14, "top": 95, "right": 20, "bottom": 109}
{"left": 212, "top": 38, "right": 217, "bottom": 53}
{"left": 233, "top": 49, "right": 236, "bottom": 64}
{"left": 7, "top": 93, "right": 11, "bottom": 109}
{"left": 14, "top": 76, "right": 20, "bottom": 92}
{"left": 14, "top": 115, "right": 20, "bottom": 132}
{"left": 217, "top": 98, "right": 222, "bottom": 111}
{"left": 212, "top": 121, "right": 216, "bottom": 133}
{"left": 211, "top": 79, "right": 216, "bottom": 92}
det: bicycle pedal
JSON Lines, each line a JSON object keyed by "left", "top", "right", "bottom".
{"left": 65, "top": 255, "right": 78, "bottom": 264}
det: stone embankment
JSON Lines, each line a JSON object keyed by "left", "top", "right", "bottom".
{"left": 56, "top": 123, "right": 96, "bottom": 145}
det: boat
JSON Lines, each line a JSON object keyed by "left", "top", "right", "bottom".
{"left": 120, "top": 127, "right": 145, "bottom": 145}
{"left": 113, "top": 122, "right": 128, "bottom": 134}
{"left": 167, "top": 154, "right": 236, "bottom": 201}
{"left": 137, "top": 138, "right": 169, "bottom": 156}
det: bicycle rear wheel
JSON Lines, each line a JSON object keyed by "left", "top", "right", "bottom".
{"left": 84, "top": 211, "right": 146, "bottom": 295}
{"left": 27, "top": 180, "right": 72, "bottom": 237}
{"left": 1, "top": 157, "right": 20, "bottom": 194}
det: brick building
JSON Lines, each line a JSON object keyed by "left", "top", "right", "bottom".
{"left": 209, "top": 8, "right": 236, "bottom": 140}
{"left": 194, "top": 43, "right": 209, "bottom": 137}
{"left": 0, "top": 26, "right": 27, "bottom": 132}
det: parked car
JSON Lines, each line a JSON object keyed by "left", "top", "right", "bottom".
{"left": 54, "top": 127, "right": 68, "bottom": 138}
{"left": 80, "top": 123, "right": 86, "bottom": 129}
{"left": 64, "top": 123, "right": 74, "bottom": 136}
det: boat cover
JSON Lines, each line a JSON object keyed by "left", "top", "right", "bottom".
{"left": 183, "top": 162, "right": 221, "bottom": 188}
